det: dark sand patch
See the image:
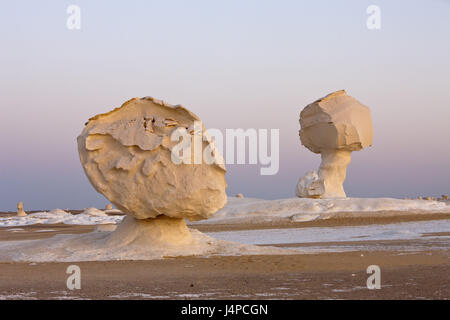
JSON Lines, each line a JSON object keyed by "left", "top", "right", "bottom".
{"left": 0, "top": 251, "right": 448, "bottom": 299}
{"left": 192, "top": 213, "right": 450, "bottom": 232}
{"left": 0, "top": 224, "right": 96, "bottom": 241}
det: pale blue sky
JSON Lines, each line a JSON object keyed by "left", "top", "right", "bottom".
{"left": 0, "top": 0, "right": 449, "bottom": 210}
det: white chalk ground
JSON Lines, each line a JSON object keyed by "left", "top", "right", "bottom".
{"left": 1, "top": 218, "right": 448, "bottom": 262}
{"left": 0, "top": 227, "right": 291, "bottom": 262}
{"left": 0, "top": 197, "right": 448, "bottom": 262}
{"left": 0, "top": 208, "right": 123, "bottom": 227}
{"left": 196, "top": 197, "right": 450, "bottom": 224}
{"left": 206, "top": 219, "right": 450, "bottom": 254}
{"left": 1, "top": 197, "right": 449, "bottom": 228}
{"left": 207, "top": 219, "right": 450, "bottom": 244}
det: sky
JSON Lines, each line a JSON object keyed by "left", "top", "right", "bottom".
{"left": 0, "top": 0, "right": 449, "bottom": 210}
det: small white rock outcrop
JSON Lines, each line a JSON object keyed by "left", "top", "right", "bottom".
{"left": 16, "top": 202, "right": 27, "bottom": 217}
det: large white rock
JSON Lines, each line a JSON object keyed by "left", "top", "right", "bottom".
{"left": 297, "top": 90, "right": 373, "bottom": 198}
{"left": 77, "top": 97, "right": 227, "bottom": 222}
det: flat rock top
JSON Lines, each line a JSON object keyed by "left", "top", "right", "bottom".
{"left": 299, "top": 90, "right": 373, "bottom": 153}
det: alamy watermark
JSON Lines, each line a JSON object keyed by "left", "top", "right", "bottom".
{"left": 66, "top": 265, "right": 81, "bottom": 290}
{"left": 66, "top": 5, "right": 81, "bottom": 30}
{"left": 66, "top": 5, "right": 381, "bottom": 31}
{"left": 366, "top": 5, "right": 381, "bottom": 30}
{"left": 170, "top": 121, "right": 280, "bottom": 175}
{"left": 366, "top": 265, "right": 381, "bottom": 289}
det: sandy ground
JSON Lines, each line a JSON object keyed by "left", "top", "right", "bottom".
{"left": 0, "top": 224, "right": 96, "bottom": 241}
{"left": 1, "top": 210, "right": 450, "bottom": 235}
{"left": 193, "top": 213, "right": 450, "bottom": 232}
{"left": 0, "top": 251, "right": 448, "bottom": 299}
{"left": 0, "top": 212, "right": 448, "bottom": 300}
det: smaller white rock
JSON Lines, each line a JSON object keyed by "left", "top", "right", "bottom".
{"left": 82, "top": 207, "right": 107, "bottom": 217}
{"left": 298, "top": 90, "right": 373, "bottom": 198}
{"left": 48, "top": 209, "right": 68, "bottom": 215}
{"left": 104, "top": 209, "right": 124, "bottom": 215}
{"left": 16, "top": 202, "right": 27, "bottom": 217}
{"left": 295, "top": 170, "right": 324, "bottom": 198}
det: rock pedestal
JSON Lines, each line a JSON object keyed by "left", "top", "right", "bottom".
{"left": 77, "top": 97, "right": 227, "bottom": 246}
{"left": 297, "top": 90, "right": 373, "bottom": 198}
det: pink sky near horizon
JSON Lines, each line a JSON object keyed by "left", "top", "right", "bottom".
{"left": 0, "top": 0, "right": 449, "bottom": 210}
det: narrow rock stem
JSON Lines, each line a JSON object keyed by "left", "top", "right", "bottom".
{"left": 318, "top": 149, "right": 352, "bottom": 198}
{"left": 106, "top": 215, "right": 193, "bottom": 247}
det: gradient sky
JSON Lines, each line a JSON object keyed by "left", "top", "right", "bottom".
{"left": 1, "top": 0, "right": 449, "bottom": 210}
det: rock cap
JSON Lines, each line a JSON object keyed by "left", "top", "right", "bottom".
{"left": 299, "top": 90, "right": 373, "bottom": 154}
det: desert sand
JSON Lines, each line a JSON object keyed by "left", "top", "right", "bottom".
{"left": 0, "top": 248, "right": 447, "bottom": 300}
{"left": 0, "top": 211, "right": 448, "bottom": 299}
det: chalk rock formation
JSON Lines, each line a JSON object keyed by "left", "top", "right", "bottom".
{"left": 78, "top": 97, "right": 227, "bottom": 247}
{"left": 297, "top": 90, "right": 373, "bottom": 198}
{"left": 105, "top": 204, "right": 113, "bottom": 210}
{"left": 82, "top": 207, "right": 107, "bottom": 217}
{"left": 107, "top": 215, "right": 193, "bottom": 248}
{"left": 16, "top": 202, "right": 27, "bottom": 217}
{"left": 295, "top": 170, "right": 323, "bottom": 198}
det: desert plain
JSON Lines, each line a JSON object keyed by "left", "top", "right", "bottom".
{"left": 0, "top": 207, "right": 448, "bottom": 300}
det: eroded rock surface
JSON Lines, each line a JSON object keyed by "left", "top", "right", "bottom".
{"left": 297, "top": 90, "right": 373, "bottom": 198}
{"left": 78, "top": 97, "right": 227, "bottom": 221}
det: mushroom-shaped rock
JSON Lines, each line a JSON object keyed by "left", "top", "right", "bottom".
{"left": 297, "top": 90, "right": 373, "bottom": 198}
{"left": 16, "top": 202, "right": 27, "bottom": 217}
{"left": 77, "top": 97, "right": 227, "bottom": 246}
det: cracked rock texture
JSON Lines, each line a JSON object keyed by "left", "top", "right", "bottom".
{"left": 77, "top": 97, "right": 227, "bottom": 221}
{"left": 297, "top": 90, "right": 373, "bottom": 198}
